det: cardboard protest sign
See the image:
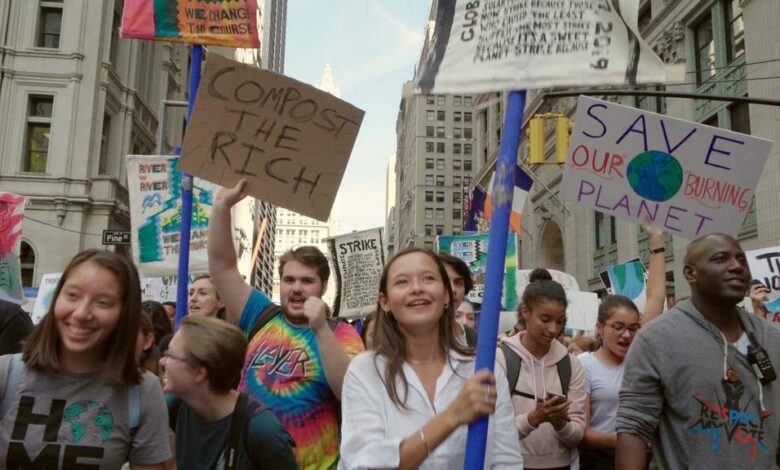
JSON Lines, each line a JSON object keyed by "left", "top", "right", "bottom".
{"left": 517, "top": 268, "right": 580, "bottom": 295}
{"left": 0, "top": 192, "right": 26, "bottom": 304}
{"left": 562, "top": 96, "right": 773, "bottom": 240}
{"left": 141, "top": 275, "right": 199, "bottom": 303}
{"left": 179, "top": 54, "right": 364, "bottom": 222}
{"left": 747, "top": 247, "right": 780, "bottom": 314}
{"left": 326, "top": 228, "right": 385, "bottom": 319}
{"left": 121, "top": 0, "right": 260, "bottom": 48}
{"left": 31, "top": 273, "right": 61, "bottom": 324}
{"left": 565, "top": 291, "right": 600, "bottom": 332}
{"left": 416, "top": 0, "right": 668, "bottom": 93}
{"left": 127, "top": 155, "right": 218, "bottom": 277}
{"left": 438, "top": 233, "right": 518, "bottom": 310}
{"left": 600, "top": 258, "right": 647, "bottom": 314}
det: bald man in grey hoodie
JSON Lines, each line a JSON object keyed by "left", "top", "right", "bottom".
{"left": 616, "top": 233, "right": 780, "bottom": 469}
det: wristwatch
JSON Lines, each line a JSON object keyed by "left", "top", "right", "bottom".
{"left": 650, "top": 247, "right": 666, "bottom": 254}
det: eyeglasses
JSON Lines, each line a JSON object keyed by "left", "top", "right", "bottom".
{"left": 162, "top": 351, "right": 197, "bottom": 365}
{"left": 605, "top": 322, "right": 641, "bottom": 335}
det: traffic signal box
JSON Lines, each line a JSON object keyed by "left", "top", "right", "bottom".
{"left": 525, "top": 113, "right": 572, "bottom": 165}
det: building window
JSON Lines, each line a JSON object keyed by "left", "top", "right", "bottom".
{"left": 99, "top": 114, "right": 111, "bottom": 175}
{"left": 694, "top": 14, "right": 716, "bottom": 84}
{"left": 464, "top": 160, "right": 473, "bottom": 171}
{"left": 426, "top": 95, "right": 435, "bottom": 105}
{"left": 436, "top": 208, "right": 445, "bottom": 220}
{"left": 425, "top": 174, "right": 434, "bottom": 185}
{"left": 425, "top": 241, "right": 434, "bottom": 250}
{"left": 425, "top": 224, "right": 433, "bottom": 236}
{"left": 454, "top": 127, "right": 462, "bottom": 138}
{"left": 464, "top": 128, "right": 473, "bottom": 139}
{"left": 436, "top": 191, "right": 445, "bottom": 203}
{"left": 37, "top": 0, "right": 64, "bottom": 49}
{"left": 595, "top": 212, "right": 617, "bottom": 249}
{"left": 454, "top": 96, "right": 463, "bottom": 106}
{"left": 454, "top": 143, "right": 462, "bottom": 154}
{"left": 436, "top": 142, "right": 445, "bottom": 153}
{"left": 426, "top": 208, "right": 433, "bottom": 219}
{"left": 426, "top": 141, "right": 434, "bottom": 152}
{"left": 464, "top": 112, "right": 472, "bottom": 123}
{"left": 729, "top": 102, "right": 751, "bottom": 134}
{"left": 453, "top": 192, "right": 461, "bottom": 203}
{"left": 636, "top": 85, "right": 667, "bottom": 115}
{"left": 436, "top": 127, "right": 445, "bottom": 138}
{"left": 436, "top": 159, "right": 445, "bottom": 171}
{"left": 436, "top": 225, "right": 444, "bottom": 236}
{"left": 638, "top": 1, "right": 651, "bottom": 31}
{"left": 454, "top": 111, "right": 462, "bottom": 122}
{"left": 453, "top": 209, "right": 462, "bottom": 220}
{"left": 425, "top": 158, "right": 434, "bottom": 169}
{"left": 436, "top": 95, "right": 446, "bottom": 106}
{"left": 464, "top": 96, "right": 473, "bottom": 106}
{"left": 453, "top": 227, "right": 462, "bottom": 235}
{"left": 453, "top": 159, "right": 462, "bottom": 170}
{"left": 726, "top": 0, "right": 745, "bottom": 62}
{"left": 464, "top": 143, "right": 473, "bottom": 155}
{"left": 425, "top": 191, "right": 433, "bottom": 202}
{"left": 110, "top": 2, "right": 122, "bottom": 64}
{"left": 24, "top": 96, "right": 54, "bottom": 173}
{"left": 437, "top": 110, "right": 445, "bottom": 121}
{"left": 426, "top": 126, "right": 434, "bottom": 137}
{"left": 427, "top": 110, "right": 435, "bottom": 122}
{"left": 453, "top": 176, "right": 462, "bottom": 186}
{"left": 435, "top": 175, "right": 444, "bottom": 186}
{"left": 20, "top": 241, "right": 35, "bottom": 287}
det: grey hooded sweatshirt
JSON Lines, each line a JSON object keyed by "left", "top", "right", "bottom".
{"left": 617, "top": 299, "right": 780, "bottom": 469}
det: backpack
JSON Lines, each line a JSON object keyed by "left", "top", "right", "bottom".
{"left": 247, "top": 303, "right": 344, "bottom": 340}
{"left": 499, "top": 343, "right": 572, "bottom": 398}
{"left": 0, "top": 354, "right": 141, "bottom": 433}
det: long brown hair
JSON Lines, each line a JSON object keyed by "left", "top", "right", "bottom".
{"left": 23, "top": 249, "right": 143, "bottom": 386}
{"left": 373, "top": 247, "right": 473, "bottom": 409}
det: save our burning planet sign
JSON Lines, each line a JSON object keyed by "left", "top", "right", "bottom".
{"left": 561, "top": 96, "right": 773, "bottom": 240}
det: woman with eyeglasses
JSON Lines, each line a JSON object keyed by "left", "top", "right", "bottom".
{"left": 577, "top": 221, "right": 667, "bottom": 469}
{"left": 161, "top": 315, "right": 296, "bottom": 470}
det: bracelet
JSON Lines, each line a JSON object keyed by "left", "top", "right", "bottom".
{"left": 419, "top": 429, "right": 431, "bottom": 457}
{"left": 650, "top": 246, "right": 665, "bottom": 254}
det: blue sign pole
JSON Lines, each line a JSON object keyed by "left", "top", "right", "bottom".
{"left": 174, "top": 44, "right": 203, "bottom": 331}
{"left": 464, "top": 90, "right": 527, "bottom": 469}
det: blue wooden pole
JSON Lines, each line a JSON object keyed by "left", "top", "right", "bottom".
{"left": 464, "top": 90, "right": 527, "bottom": 469}
{"left": 174, "top": 44, "right": 203, "bottom": 331}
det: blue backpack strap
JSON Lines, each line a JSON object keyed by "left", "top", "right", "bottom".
{"left": 128, "top": 384, "right": 141, "bottom": 432}
{"left": 0, "top": 353, "right": 23, "bottom": 420}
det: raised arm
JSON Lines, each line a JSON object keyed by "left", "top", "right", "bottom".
{"left": 208, "top": 179, "right": 251, "bottom": 324}
{"left": 642, "top": 219, "right": 666, "bottom": 325}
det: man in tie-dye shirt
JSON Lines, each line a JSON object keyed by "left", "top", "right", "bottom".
{"left": 208, "top": 180, "right": 364, "bottom": 470}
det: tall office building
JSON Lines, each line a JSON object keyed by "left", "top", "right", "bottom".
{"left": 271, "top": 63, "right": 342, "bottom": 304}
{"left": 394, "top": 80, "right": 478, "bottom": 249}
{"left": 0, "top": 0, "right": 188, "bottom": 291}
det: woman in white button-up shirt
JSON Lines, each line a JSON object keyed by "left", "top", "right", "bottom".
{"left": 339, "top": 248, "right": 523, "bottom": 470}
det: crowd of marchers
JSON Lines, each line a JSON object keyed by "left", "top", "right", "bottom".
{"left": 1, "top": 178, "right": 779, "bottom": 470}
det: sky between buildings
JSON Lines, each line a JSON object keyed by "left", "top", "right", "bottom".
{"left": 285, "top": 0, "right": 430, "bottom": 233}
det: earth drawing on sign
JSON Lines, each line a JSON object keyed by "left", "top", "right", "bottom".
{"left": 606, "top": 260, "right": 646, "bottom": 301}
{"left": 627, "top": 151, "right": 683, "bottom": 202}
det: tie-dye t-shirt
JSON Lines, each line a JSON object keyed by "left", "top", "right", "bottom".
{"left": 239, "top": 289, "right": 364, "bottom": 470}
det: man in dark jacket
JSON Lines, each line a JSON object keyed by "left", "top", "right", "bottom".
{"left": 0, "top": 298, "right": 32, "bottom": 355}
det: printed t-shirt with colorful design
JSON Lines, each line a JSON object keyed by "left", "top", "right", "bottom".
{"left": 239, "top": 289, "right": 364, "bottom": 470}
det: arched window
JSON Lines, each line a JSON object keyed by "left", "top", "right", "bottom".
{"left": 20, "top": 241, "right": 35, "bottom": 287}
